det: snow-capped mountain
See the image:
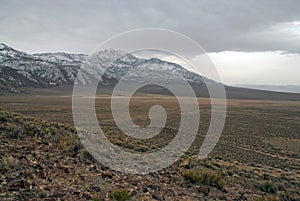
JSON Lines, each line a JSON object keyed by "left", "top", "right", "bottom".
{"left": 1, "top": 43, "right": 300, "bottom": 101}
{"left": 0, "top": 43, "right": 88, "bottom": 91}
{"left": 0, "top": 43, "right": 210, "bottom": 93}
{"left": 82, "top": 49, "right": 207, "bottom": 86}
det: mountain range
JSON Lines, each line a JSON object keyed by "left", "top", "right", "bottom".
{"left": 235, "top": 84, "right": 300, "bottom": 94}
{"left": 1, "top": 43, "right": 300, "bottom": 100}
{"left": 0, "top": 43, "right": 211, "bottom": 90}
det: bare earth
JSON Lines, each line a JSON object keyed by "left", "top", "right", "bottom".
{"left": 0, "top": 94, "right": 299, "bottom": 200}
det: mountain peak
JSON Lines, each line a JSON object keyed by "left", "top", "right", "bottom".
{"left": 0, "top": 44, "right": 208, "bottom": 91}
{"left": 93, "top": 49, "right": 128, "bottom": 59}
{"left": 0, "top": 43, "right": 11, "bottom": 50}
{"left": 0, "top": 43, "right": 24, "bottom": 55}
{"left": 103, "top": 48, "right": 127, "bottom": 55}
{"left": 89, "top": 49, "right": 138, "bottom": 65}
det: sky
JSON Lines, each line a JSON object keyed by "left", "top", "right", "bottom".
{"left": 0, "top": 0, "right": 300, "bottom": 86}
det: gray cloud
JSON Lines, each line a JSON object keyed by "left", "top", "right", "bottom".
{"left": 0, "top": 0, "right": 300, "bottom": 54}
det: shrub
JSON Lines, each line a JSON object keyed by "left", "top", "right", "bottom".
{"left": 179, "top": 157, "right": 197, "bottom": 169}
{"left": 92, "top": 198, "right": 102, "bottom": 201}
{"left": 254, "top": 195, "right": 279, "bottom": 201}
{"left": 0, "top": 156, "right": 19, "bottom": 173}
{"left": 0, "top": 112, "right": 9, "bottom": 122}
{"left": 58, "top": 134, "right": 82, "bottom": 154}
{"left": 109, "top": 190, "right": 131, "bottom": 201}
{"left": 24, "top": 122, "right": 41, "bottom": 136}
{"left": 78, "top": 149, "right": 94, "bottom": 163}
{"left": 256, "top": 181, "right": 278, "bottom": 194}
{"left": 3, "top": 122, "right": 22, "bottom": 139}
{"left": 183, "top": 169, "right": 225, "bottom": 190}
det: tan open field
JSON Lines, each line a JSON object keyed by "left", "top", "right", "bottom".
{"left": 1, "top": 95, "right": 299, "bottom": 165}
{"left": 1, "top": 94, "right": 300, "bottom": 200}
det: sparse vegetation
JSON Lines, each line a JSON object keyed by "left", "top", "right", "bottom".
{"left": 0, "top": 156, "right": 20, "bottom": 173}
{"left": 92, "top": 198, "right": 102, "bottom": 201}
{"left": 254, "top": 195, "right": 279, "bottom": 201}
{"left": 0, "top": 95, "right": 300, "bottom": 200}
{"left": 58, "top": 134, "right": 82, "bottom": 154}
{"left": 183, "top": 169, "right": 225, "bottom": 190}
{"left": 109, "top": 190, "right": 131, "bottom": 201}
{"left": 78, "top": 149, "right": 94, "bottom": 163}
{"left": 256, "top": 181, "right": 278, "bottom": 194}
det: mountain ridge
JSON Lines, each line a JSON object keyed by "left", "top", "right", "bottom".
{"left": 0, "top": 43, "right": 210, "bottom": 92}
{"left": 1, "top": 43, "right": 300, "bottom": 101}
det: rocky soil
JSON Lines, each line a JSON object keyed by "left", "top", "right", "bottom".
{"left": 0, "top": 109, "right": 299, "bottom": 200}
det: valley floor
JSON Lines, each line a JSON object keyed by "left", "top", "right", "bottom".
{"left": 0, "top": 95, "right": 299, "bottom": 200}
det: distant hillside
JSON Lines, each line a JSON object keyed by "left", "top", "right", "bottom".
{"left": 1, "top": 43, "right": 300, "bottom": 101}
{"left": 235, "top": 84, "right": 300, "bottom": 94}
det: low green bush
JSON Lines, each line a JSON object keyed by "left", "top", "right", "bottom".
{"left": 256, "top": 181, "right": 278, "bottom": 194}
{"left": 183, "top": 169, "right": 225, "bottom": 190}
{"left": 109, "top": 190, "right": 131, "bottom": 201}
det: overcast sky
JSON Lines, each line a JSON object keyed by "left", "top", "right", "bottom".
{"left": 0, "top": 0, "right": 299, "bottom": 85}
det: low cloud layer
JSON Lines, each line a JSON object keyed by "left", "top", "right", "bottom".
{"left": 0, "top": 0, "right": 300, "bottom": 54}
{"left": 0, "top": 0, "right": 299, "bottom": 86}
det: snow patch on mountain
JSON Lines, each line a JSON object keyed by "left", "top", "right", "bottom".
{"left": 0, "top": 43, "right": 212, "bottom": 92}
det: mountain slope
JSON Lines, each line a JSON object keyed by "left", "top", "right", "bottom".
{"left": 0, "top": 43, "right": 89, "bottom": 92}
{"left": 0, "top": 43, "right": 210, "bottom": 91}
{"left": 1, "top": 43, "right": 300, "bottom": 101}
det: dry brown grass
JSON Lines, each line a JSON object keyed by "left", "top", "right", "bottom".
{"left": 0, "top": 94, "right": 299, "bottom": 168}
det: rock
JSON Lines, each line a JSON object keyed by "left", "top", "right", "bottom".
{"left": 149, "top": 172, "right": 160, "bottom": 179}
{"left": 197, "top": 185, "right": 210, "bottom": 196}
{"left": 69, "top": 187, "right": 81, "bottom": 195}
{"left": 72, "top": 191, "right": 80, "bottom": 195}
{"left": 8, "top": 187, "right": 20, "bottom": 192}
{"left": 152, "top": 193, "right": 162, "bottom": 200}
{"left": 7, "top": 178, "right": 29, "bottom": 189}
{"left": 164, "top": 188, "right": 175, "bottom": 197}
{"left": 52, "top": 191, "right": 64, "bottom": 198}
{"left": 149, "top": 184, "right": 161, "bottom": 191}
{"left": 91, "top": 185, "right": 101, "bottom": 192}
{"left": 142, "top": 185, "right": 148, "bottom": 193}
{"left": 180, "top": 159, "right": 191, "bottom": 169}
{"left": 236, "top": 194, "right": 247, "bottom": 200}
{"left": 101, "top": 171, "right": 114, "bottom": 178}
{"left": 130, "top": 189, "right": 138, "bottom": 196}
{"left": 82, "top": 193, "right": 92, "bottom": 199}
{"left": 130, "top": 180, "right": 139, "bottom": 186}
